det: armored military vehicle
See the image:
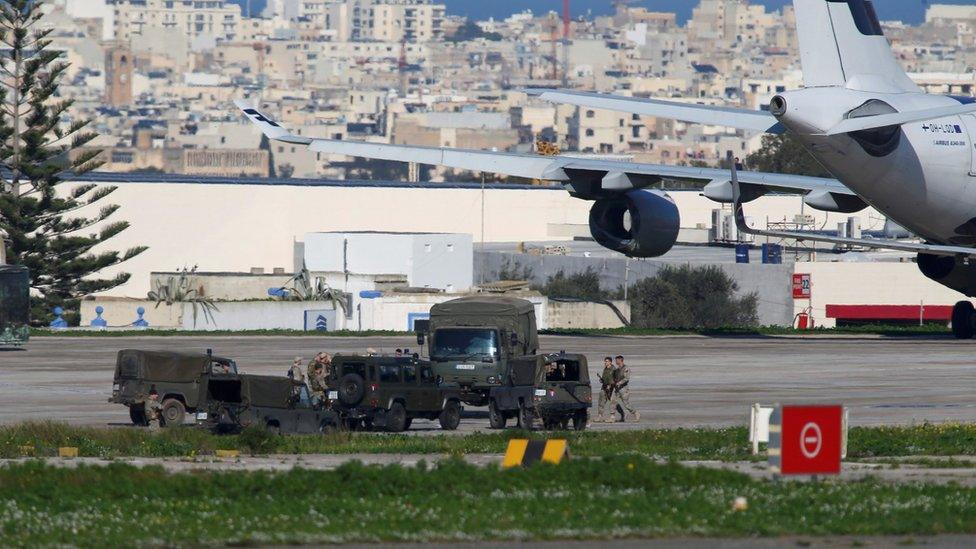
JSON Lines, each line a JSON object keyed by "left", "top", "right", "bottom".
{"left": 327, "top": 354, "right": 463, "bottom": 432}
{"left": 203, "top": 374, "right": 337, "bottom": 434}
{"left": 110, "top": 349, "right": 238, "bottom": 426}
{"left": 0, "top": 265, "right": 29, "bottom": 347}
{"left": 488, "top": 352, "right": 591, "bottom": 431}
{"left": 415, "top": 296, "right": 538, "bottom": 406}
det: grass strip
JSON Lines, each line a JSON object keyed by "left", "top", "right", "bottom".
{"left": 29, "top": 324, "right": 952, "bottom": 338}
{"left": 2, "top": 456, "right": 976, "bottom": 546}
{"left": 3, "top": 422, "right": 976, "bottom": 461}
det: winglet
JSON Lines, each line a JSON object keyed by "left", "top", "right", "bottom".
{"left": 234, "top": 99, "right": 312, "bottom": 145}
{"left": 729, "top": 156, "right": 755, "bottom": 236}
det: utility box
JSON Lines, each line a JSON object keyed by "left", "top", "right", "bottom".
{"left": 0, "top": 265, "right": 30, "bottom": 346}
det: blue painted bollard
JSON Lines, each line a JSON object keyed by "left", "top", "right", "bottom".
{"left": 50, "top": 307, "right": 68, "bottom": 329}
{"left": 90, "top": 306, "right": 108, "bottom": 328}
{"left": 132, "top": 307, "right": 149, "bottom": 328}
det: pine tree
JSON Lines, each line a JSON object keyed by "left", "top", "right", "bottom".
{"left": 0, "top": 0, "right": 146, "bottom": 325}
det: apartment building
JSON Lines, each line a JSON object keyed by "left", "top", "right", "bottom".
{"left": 109, "top": 0, "right": 242, "bottom": 45}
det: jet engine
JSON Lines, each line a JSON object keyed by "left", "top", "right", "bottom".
{"left": 917, "top": 253, "right": 976, "bottom": 297}
{"left": 588, "top": 189, "right": 680, "bottom": 258}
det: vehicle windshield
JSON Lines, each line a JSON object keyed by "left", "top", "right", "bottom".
{"left": 432, "top": 328, "right": 499, "bottom": 360}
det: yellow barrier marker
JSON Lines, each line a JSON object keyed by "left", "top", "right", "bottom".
{"left": 58, "top": 447, "right": 79, "bottom": 458}
{"left": 18, "top": 445, "right": 34, "bottom": 457}
{"left": 503, "top": 439, "right": 569, "bottom": 468}
{"left": 215, "top": 449, "right": 240, "bottom": 458}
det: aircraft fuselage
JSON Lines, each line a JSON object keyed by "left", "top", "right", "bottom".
{"left": 775, "top": 87, "right": 976, "bottom": 246}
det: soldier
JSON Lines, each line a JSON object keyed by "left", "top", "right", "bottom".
{"left": 289, "top": 357, "right": 305, "bottom": 384}
{"left": 307, "top": 352, "right": 324, "bottom": 381}
{"left": 308, "top": 363, "right": 327, "bottom": 405}
{"left": 613, "top": 355, "right": 640, "bottom": 422}
{"left": 144, "top": 386, "right": 163, "bottom": 432}
{"left": 596, "top": 357, "right": 616, "bottom": 423}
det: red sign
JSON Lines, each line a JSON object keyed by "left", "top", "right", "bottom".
{"left": 792, "top": 274, "right": 811, "bottom": 299}
{"left": 771, "top": 405, "right": 843, "bottom": 475}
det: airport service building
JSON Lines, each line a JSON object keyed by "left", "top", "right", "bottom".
{"left": 76, "top": 175, "right": 971, "bottom": 331}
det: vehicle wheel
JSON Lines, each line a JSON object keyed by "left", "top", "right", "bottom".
{"left": 362, "top": 418, "right": 375, "bottom": 432}
{"left": 572, "top": 409, "right": 588, "bottom": 431}
{"left": 439, "top": 400, "right": 461, "bottom": 431}
{"left": 387, "top": 402, "right": 408, "bottom": 432}
{"left": 517, "top": 401, "right": 535, "bottom": 430}
{"left": 160, "top": 398, "right": 186, "bottom": 427}
{"left": 266, "top": 421, "right": 281, "bottom": 436}
{"left": 952, "top": 301, "right": 975, "bottom": 339}
{"left": 338, "top": 373, "right": 366, "bottom": 406}
{"left": 403, "top": 418, "right": 413, "bottom": 431}
{"left": 559, "top": 418, "right": 570, "bottom": 430}
{"left": 488, "top": 400, "right": 507, "bottom": 429}
{"left": 129, "top": 405, "right": 148, "bottom": 426}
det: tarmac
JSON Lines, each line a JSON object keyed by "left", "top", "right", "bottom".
{"left": 1, "top": 333, "right": 975, "bottom": 428}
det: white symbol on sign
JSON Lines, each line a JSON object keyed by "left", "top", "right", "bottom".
{"left": 800, "top": 422, "right": 822, "bottom": 459}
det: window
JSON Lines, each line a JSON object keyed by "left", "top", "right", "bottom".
{"left": 421, "top": 367, "right": 434, "bottom": 382}
{"left": 432, "top": 329, "right": 499, "bottom": 360}
{"left": 585, "top": 110, "right": 595, "bottom": 118}
{"left": 585, "top": 129, "right": 595, "bottom": 137}
{"left": 403, "top": 366, "right": 416, "bottom": 383}
{"left": 379, "top": 365, "right": 400, "bottom": 383}
{"left": 341, "top": 362, "right": 367, "bottom": 379}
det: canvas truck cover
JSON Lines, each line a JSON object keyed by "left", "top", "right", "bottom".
{"left": 0, "top": 265, "right": 29, "bottom": 333}
{"left": 429, "top": 296, "right": 539, "bottom": 354}
{"left": 242, "top": 375, "right": 295, "bottom": 408}
{"left": 116, "top": 349, "right": 209, "bottom": 382}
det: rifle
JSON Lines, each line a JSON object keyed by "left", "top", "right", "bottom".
{"left": 600, "top": 373, "right": 615, "bottom": 401}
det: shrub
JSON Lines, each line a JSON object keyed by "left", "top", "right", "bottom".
{"left": 540, "top": 268, "right": 617, "bottom": 301}
{"left": 629, "top": 265, "right": 758, "bottom": 329}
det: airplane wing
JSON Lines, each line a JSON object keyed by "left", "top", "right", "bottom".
{"left": 236, "top": 100, "right": 854, "bottom": 207}
{"left": 729, "top": 162, "right": 976, "bottom": 257}
{"left": 525, "top": 89, "right": 785, "bottom": 134}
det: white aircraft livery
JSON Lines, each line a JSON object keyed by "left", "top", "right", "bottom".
{"left": 238, "top": 0, "right": 976, "bottom": 338}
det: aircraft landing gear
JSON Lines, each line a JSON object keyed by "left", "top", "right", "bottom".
{"left": 951, "top": 301, "right": 975, "bottom": 339}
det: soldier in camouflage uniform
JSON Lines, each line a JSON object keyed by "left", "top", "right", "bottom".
{"left": 613, "top": 355, "right": 640, "bottom": 422}
{"left": 308, "top": 362, "right": 328, "bottom": 405}
{"left": 596, "top": 357, "right": 616, "bottom": 423}
{"left": 144, "top": 387, "right": 163, "bottom": 432}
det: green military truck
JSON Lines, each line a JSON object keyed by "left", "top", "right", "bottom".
{"left": 109, "top": 349, "right": 238, "bottom": 426}
{"left": 0, "top": 265, "right": 29, "bottom": 347}
{"left": 415, "top": 296, "right": 538, "bottom": 407}
{"left": 203, "top": 374, "right": 337, "bottom": 435}
{"left": 327, "top": 354, "right": 463, "bottom": 432}
{"left": 488, "top": 352, "right": 592, "bottom": 431}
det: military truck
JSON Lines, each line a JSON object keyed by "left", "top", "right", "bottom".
{"left": 109, "top": 349, "right": 238, "bottom": 426}
{"left": 327, "top": 354, "right": 463, "bottom": 432}
{"left": 488, "top": 352, "right": 592, "bottom": 431}
{"left": 415, "top": 296, "right": 538, "bottom": 406}
{"left": 203, "top": 374, "right": 337, "bottom": 435}
{"left": 0, "top": 265, "right": 29, "bottom": 347}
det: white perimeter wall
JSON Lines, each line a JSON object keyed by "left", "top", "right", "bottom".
{"left": 79, "top": 180, "right": 879, "bottom": 298}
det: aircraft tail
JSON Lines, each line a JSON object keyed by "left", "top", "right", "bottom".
{"left": 793, "top": 0, "right": 919, "bottom": 93}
